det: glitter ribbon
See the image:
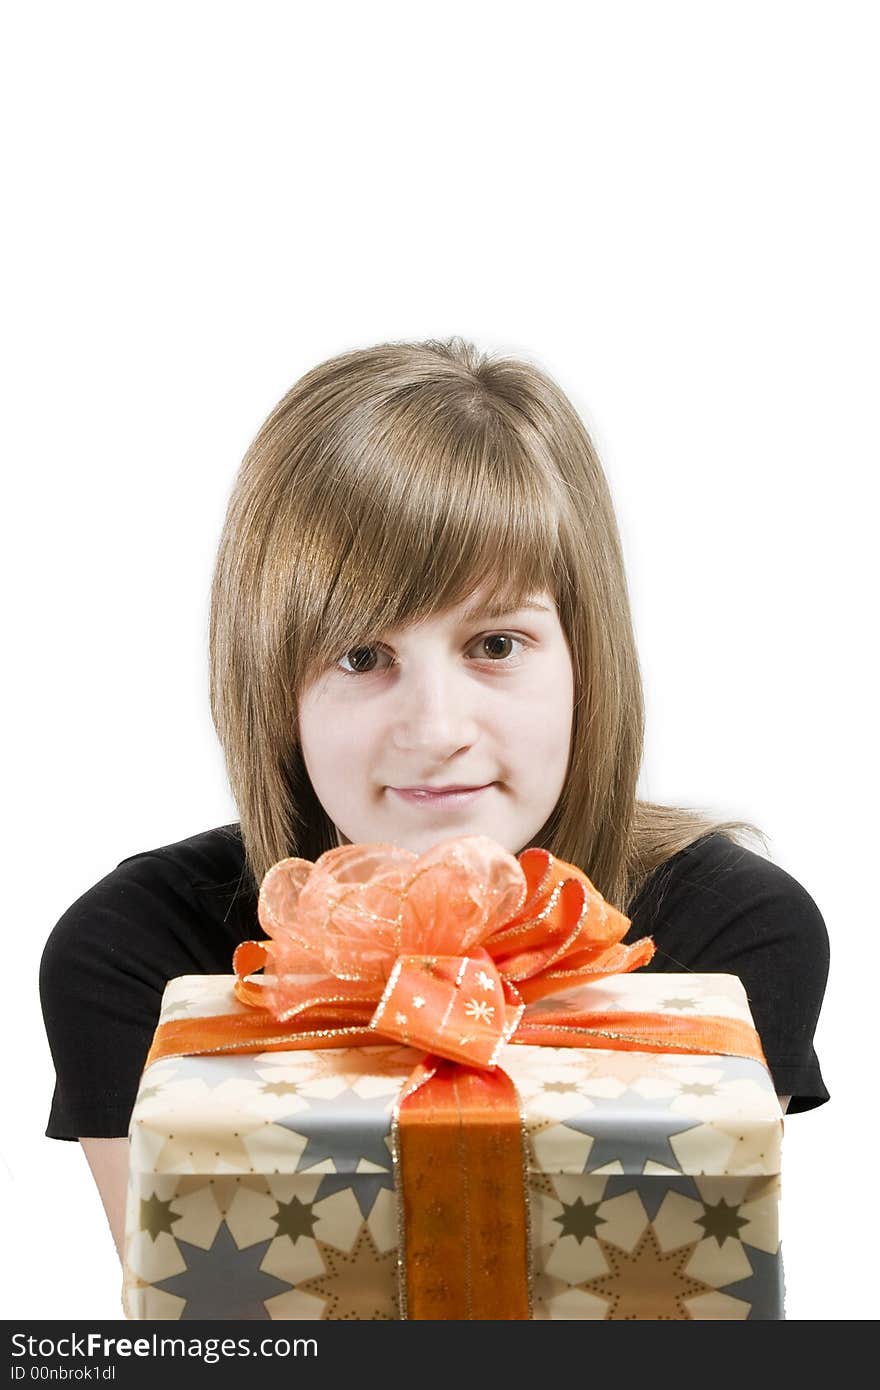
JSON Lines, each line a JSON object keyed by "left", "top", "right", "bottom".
{"left": 145, "top": 834, "right": 768, "bottom": 1319}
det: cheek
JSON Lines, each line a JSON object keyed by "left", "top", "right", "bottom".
{"left": 301, "top": 697, "right": 371, "bottom": 777}
{"left": 532, "top": 691, "right": 573, "bottom": 753}
{"left": 494, "top": 688, "right": 570, "bottom": 781}
{"left": 524, "top": 663, "right": 574, "bottom": 757}
{"left": 297, "top": 688, "right": 340, "bottom": 770}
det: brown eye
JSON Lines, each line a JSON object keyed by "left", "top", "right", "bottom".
{"left": 337, "top": 645, "right": 387, "bottom": 674}
{"left": 479, "top": 634, "right": 516, "bottom": 660}
{"left": 334, "top": 633, "right": 527, "bottom": 677}
{"left": 469, "top": 636, "right": 525, "bottom": 664}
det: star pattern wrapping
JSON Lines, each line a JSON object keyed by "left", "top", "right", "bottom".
{"left": 296, "top": 1224, "right": 400, "bottom": 1319}
{"left": 152, "top": 1223, "right": 294, "bottom": 1320}
{"left": 554, "top": 1196, "right": 607, "bottom": 1243}
{"left": 580, "top": 1230, "right": 713, "bottom": 1319}
{"left": 716, "top": 1245, "right": 785, "bottom": 1318}
{"left": 138, "top": 1112, "right": 267, "bottom": 1175}
{"left": 562, "top": 1091, "right": 700, "bottom": 1173}
{"left": 124, "top": 971, "right": 784, "bottom": 1320}
{"left": 598, "top": 1172, "right": 699, "bottom": 1223}
{"left": 272, "top": 1195, "right": 319, "bottom": 1243}
{"left": 277, "top": 1090, "right": 394, "bottom": 1175}
{"left": 140, "top": 1193, "right": 181, "bottom": 1241}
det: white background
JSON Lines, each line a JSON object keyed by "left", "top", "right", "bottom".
{"left": 3, "top": 1, "right": 877, "bottom": 1322}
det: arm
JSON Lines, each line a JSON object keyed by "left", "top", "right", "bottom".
{"left": 80, "top": 1137, "right": 130, "bottom": 1264}
{"left": 40, "top": 857, "right": 197, "bottom": 1270}
{"left": 658, "top": 839, "right": 830, "bottom": 1112}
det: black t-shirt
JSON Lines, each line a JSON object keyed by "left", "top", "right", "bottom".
{"left": 38, "top": 824, "right": 831, "bottom": 1139}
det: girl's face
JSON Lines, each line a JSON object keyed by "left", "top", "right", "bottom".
{"left": 296, "top": 585, "right": 575, "bottom": 856}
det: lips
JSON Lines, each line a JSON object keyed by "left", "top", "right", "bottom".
{"left": 389, "top": 783, "right": 495, "bottom": 808}
{"left": 396, "top": 784, "right": 490, "bottom": 793}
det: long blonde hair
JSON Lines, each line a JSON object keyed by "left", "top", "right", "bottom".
{"left": 209, "top": 338, "right": 765, "bottom": 911}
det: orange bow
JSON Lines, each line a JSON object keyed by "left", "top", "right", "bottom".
{"left": 147, "top": 833, "right": 767, "bottom": 1073}
{"left": 229, "top": 836, "right": 655, "bottom": 1069}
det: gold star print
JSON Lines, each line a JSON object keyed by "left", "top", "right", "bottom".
{"left": 271, "top": 1195, "right": 319, "bottom": 1243}
{"left": 678, "top": 1082, "right": 718, "bottom": 1097}
{"left": 297, "top": 1224, "right": 400, "bottom": 1319}
{"left": 260, "top": 1080, "right": 304, "bottom": 1097}
{"left": 139, "top": 1192, "right": 181, "bottom": 1241}
{"left": 135, "top": 1084, "right": 165, "bottom": 1104}
{"left": 580, "top": 1231, "right": 713, "bottom": 1319}
{"left": 577, "top": 1051, "right": 660, "bottom": 1087}
{"left": 660, "top": 997, "right": 697, "bottom": 1011}
{"left": 162, "top": 998, "right": 196, "bottom": 1018}
{"left": 284, "top": 1046, "right": 409, "bottom": 1082}
{"left": 695, "top": 1197, "right": 749, "bottom": 1246}
{"left": 526, "top": 996, "right": 580, "bottom": 1014}
{"left": 543, "top": 1081, "right": 581, "bottom": 1095}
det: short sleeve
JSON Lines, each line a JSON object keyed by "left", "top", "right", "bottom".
{"left": 626, "top": 835, "right": 831, "bottom": 1113}
{"left": 39, "top": 858, "right": 203, "bottom": 1140}
{"left": 676, "top": 851, "right": 830, "bottom": 1112}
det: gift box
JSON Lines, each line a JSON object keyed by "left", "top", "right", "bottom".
{"left": 122, "top": 970, "right": 783, "bottom": 1321}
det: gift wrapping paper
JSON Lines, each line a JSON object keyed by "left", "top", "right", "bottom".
{"left": 123, "top": 972, "right": 784, "bottom": 1321}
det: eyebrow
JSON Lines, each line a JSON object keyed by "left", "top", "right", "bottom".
{"left": 460, "top": 600, "right": 552, "bottom": 622}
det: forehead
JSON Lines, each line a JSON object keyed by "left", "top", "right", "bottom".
{"left": 400, "top": 585, "right": 557, "bottom": 631}
{"left": 457, "top": 588, "right": 556, "bottom": 622}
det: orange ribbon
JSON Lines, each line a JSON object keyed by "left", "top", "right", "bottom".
{"left": 144, "top": 835, "right": 767, "bottom": 1319}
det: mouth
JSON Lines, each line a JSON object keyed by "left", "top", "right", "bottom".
{"left": 388, "top": 783, "right": 496, "bottom": 808}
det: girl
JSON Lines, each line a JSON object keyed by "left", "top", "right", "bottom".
{"left": 39, "top": 336, "right": 830, "bottom": 1265}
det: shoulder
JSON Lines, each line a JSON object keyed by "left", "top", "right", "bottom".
{"left": 39, "top": 822, "right": 254, "bottom": 999}
{"left": 113, "top": 821, "right": 249, "bottom": 890}
{"left": 626, "top": 832, "right": 830, "bottom": 970}
{"left": 39, "top": 823, "right": 253, "bottom": 1141}
{"left": 631, "top": 822, "right": 823, "bottom": 934}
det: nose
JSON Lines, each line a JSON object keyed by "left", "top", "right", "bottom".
{"left": 388, "top": 663, "right": 480, "bottom": 756}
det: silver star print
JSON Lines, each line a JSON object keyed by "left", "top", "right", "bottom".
{"left": 153, "top": 1223, "right": 293, "bottom": 1319}
{"left": 562, "top": 1091, "right": 700, "bottom": 1173}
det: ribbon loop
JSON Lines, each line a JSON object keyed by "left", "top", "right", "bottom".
{"left": 370, "top": 950, "right": 523, "bottom": 1067}
{"left": 230, "top": 834, "right": 655, "bottom": 1067}
{"left": 148, "top": 834, "right": 767, "bottom": 1078}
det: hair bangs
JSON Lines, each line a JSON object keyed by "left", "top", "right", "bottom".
{"left": 296, "top": 396, "right": 565, "bottom": 681}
